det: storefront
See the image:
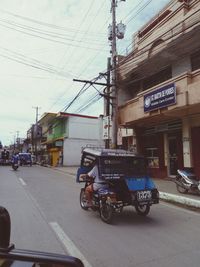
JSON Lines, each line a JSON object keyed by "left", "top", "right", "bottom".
{"left": 120, "top": 82, "right": 200, "bottom": 179}
{"left": 135, "top": 120, "right": 184, "bottom": 178}
{"left": 191, "top": 126, "right": 200, "bottom": 177}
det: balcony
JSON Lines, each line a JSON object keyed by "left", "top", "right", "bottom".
{"left": 119, "top": 8, "right": 200, "bottom": 81}
{"left": 119, "top": 69, "right": 200, "bottom": 127}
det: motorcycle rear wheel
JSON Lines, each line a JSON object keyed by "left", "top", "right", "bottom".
{"left": 135, "top": 204, "right": 150, "bottom": 216}
{"left": 12, "top": 166, "right": 18, "bottom": 171}
{"left": 80, "top": 189, "right": 89, "bottom": 210}
{"left": 100, "top": 202, "right": 114, "bottom": 224}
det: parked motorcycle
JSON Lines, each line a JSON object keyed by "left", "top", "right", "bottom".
{"left": 175, "top": 169, "right": 200, "bottom": 194}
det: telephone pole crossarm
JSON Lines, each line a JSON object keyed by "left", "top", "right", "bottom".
{"left": 73, "top": 79, "right": 114, "bottom": 87}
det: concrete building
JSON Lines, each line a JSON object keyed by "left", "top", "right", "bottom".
{"left": 40, "top": 112, "right": 103, "bottom": 166}
{"left": 118, "top": 0, "right": 200, "bottom": 178}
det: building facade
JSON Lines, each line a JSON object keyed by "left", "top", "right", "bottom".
{"left": 118, "top": 0, "right": 200, "bottom": 178}
{"left": 40, "top": 112, "right": 103, "bottom": 166}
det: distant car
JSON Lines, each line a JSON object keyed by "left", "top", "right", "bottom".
{"left": 18, "top": 153, "right": 32, "bottom": 166}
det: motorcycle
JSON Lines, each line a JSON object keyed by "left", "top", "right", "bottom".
{"left": 12, "top": 162, "right": 19, "bottom": 171}
{"left": 175, "top": 168, "right": 200, "bottom": 194}
{"left": 77, "top": 147, "right": 159, "bottom": 224}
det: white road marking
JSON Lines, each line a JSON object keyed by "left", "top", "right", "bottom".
{"left": 19, "top": 178, "right": 26, "bottom": 186}
{"left": 49, "top": 222, "right": 93, "bottom": 267}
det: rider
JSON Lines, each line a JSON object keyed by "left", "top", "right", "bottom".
{"left": 81, "top": 160, "right": 108, "bottom": 206}
{"left": 11, "top": 152, "right": 19, "bottom": 165}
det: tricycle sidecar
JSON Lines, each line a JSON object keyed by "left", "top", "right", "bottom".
{"left": 76, "top": 147, "right": 159, "bottom": 223}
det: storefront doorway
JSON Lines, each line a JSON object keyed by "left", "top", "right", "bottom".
{"left": 168, "top": 136, "right": 178, "bottom": 176}
{"left": 191, "top": 127, "right": 200, "bottom": 178}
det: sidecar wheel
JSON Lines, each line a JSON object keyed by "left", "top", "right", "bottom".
{"left": 80, "top": 189, "right": 89, "bottom": 210}
{"left": 135, "top": 204, "right": 150, "bottom": 216}
{"left": 100, "top": 203, "right": 114, "bottom": 224}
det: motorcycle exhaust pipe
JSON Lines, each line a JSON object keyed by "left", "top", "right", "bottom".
{"left": 175, "top": 179, "right": 191, "bottom": 190}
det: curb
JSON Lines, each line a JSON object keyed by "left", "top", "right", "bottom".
{"left": 159, "top": 191, "right": 200, "bottom": 209}
{"left": 46, "top": 166, "right": 200, "bottom": 210}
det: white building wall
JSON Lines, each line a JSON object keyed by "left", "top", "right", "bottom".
{"left": 63, "top": 138, "right": 103, "bottom": 166}
{"left": 68, "top": 116, "right": 102, "bottom": 139}
{"left": 63, "top": 116, "right": 103, "bottom": 166}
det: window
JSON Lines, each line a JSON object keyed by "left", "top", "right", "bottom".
{"left": 145, "top": 148, "right": 159, "bottom": 168}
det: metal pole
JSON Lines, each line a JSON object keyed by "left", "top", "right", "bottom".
{"left": 111, "top": 0, "right": 118, "bottom": 148}
{"left": 33, "top": 106, "right": 40, "bottom": 161}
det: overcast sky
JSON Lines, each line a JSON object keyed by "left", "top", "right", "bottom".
{"left": 0, "top": 0, "right": 170, "bottom": 146}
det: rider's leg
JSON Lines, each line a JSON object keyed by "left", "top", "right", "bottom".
{"left": 85, "top": 184, "right": 93, "bottom": 206}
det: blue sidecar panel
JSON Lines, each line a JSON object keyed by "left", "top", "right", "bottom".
{"left": 125, "top": 177, "right": 156, "bottom": 191}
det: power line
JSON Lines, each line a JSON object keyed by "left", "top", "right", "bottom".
{"left": 0, "top": 18, "right": 106, "bottom": 45}
{"left": 0, "top": 22, "right": 108, "bottom": 52}
{"left": 0, "top": 46, "right": 74, "bottom": 78}
{"left": 0, "top": 8, "right": 106, "bottom": 36}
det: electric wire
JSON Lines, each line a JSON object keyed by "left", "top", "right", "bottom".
{"left": 0, "top": 17, "right": 106, "bottom": 45}
{"left": 0, "top": 8, "right": 106, "bottom": 37}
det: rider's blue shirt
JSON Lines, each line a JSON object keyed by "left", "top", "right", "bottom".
{"left": 12, "top": 155, "right": 19, "bottom": 164}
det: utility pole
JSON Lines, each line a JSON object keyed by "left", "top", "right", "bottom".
{"left": 105, "top": 57, "right": 111, "bottom": 148}
{"left": 32, "top": 106, "right": 41, "bottom": 160}
{"left": 111, "top": 0, "right": 118, "bottom": 148}
{"left": 16, "top": 131, "right": 19, "bottom": 151}
{"left": 109, "top": 0, "right": 126, "bottom": 148}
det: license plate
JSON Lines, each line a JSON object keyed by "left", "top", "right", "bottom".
{"left": 137, "top": 191, "right": 152, "bottom": 201}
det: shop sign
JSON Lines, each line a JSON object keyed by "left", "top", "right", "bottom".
{"left": 55, "top": 140, "right": 63, "bottom": 147}
{"left": 103, "top": 116, "right": 112, "bottom": 140}
{"left": 144, "top": 83, "right": 176, "bottom": 112}
{"left": 117, "top": 128, "right": 123, "bottom": 146}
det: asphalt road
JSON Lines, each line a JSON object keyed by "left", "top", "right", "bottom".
{"left": 0, "top": 165, "right": 200, "bottom": 267}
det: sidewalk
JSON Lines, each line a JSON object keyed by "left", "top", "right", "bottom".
{"left": 53, "top": 166, "right": 200, "bottom": 210}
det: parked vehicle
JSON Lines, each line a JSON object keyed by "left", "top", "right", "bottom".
{"left": 0, "top": 206, "right": 84, "bottom": 267}
{"left": 0, "top": 149, "right": 10, "bottom": 165}
{"left": 175, "top": 168, "right": 200, "bottom": 194}
{"left": 76, "top": 147, "right": 159, "bottom": 224}
{"left": 18, "top": 153, "right": 32, "bottom": 166}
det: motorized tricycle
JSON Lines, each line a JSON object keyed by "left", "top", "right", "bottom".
{"left": 76, "top": 147, "right": 159, "bottom": 224}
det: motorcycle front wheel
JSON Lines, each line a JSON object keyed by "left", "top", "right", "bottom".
{"left": 80, "top": 189, "right": 89, "bottom": 210}
{"left": 100, "top": 202, "right": 114, "bottom": 224}
{"left": 135, "top": 204, "right": 150, "bottom": 216}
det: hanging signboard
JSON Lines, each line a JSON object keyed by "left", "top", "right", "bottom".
{"left": 103, "top": 116, "right": 112, "bottom": 140}
{"left": 117, "top": 128, "right": 123, "bottom": 146}
{"left": 144, "top": 83, "right": 176, "bottom": 112}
